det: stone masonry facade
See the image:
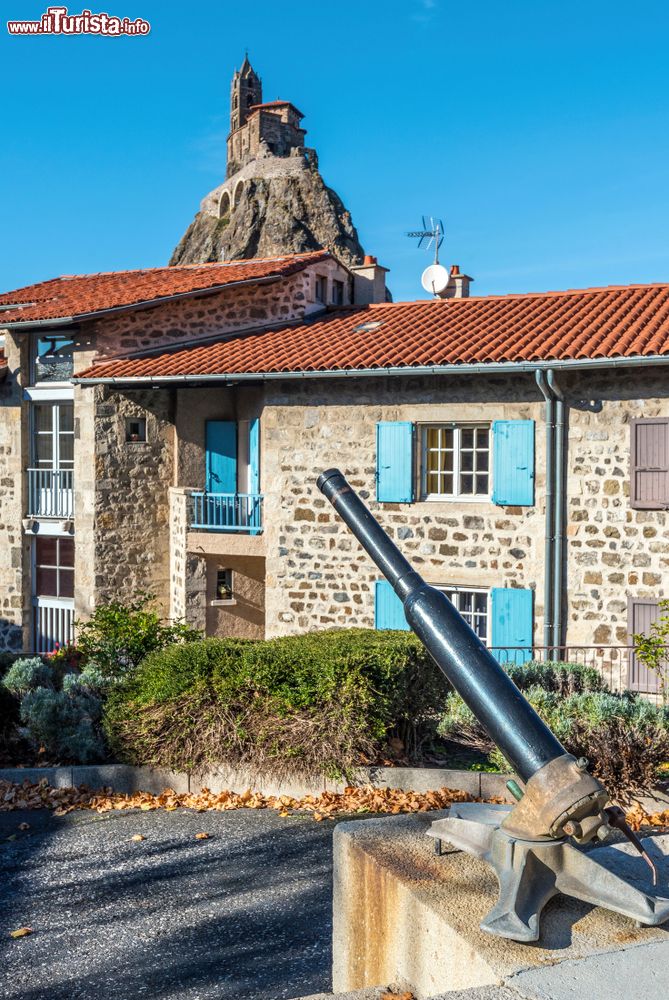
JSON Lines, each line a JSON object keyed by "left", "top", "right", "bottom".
{"left": 90, "top": 266, "right": 339, "bottom": 360}
{"left": 262, "top": 376, "right": 546, "bottom": 637}
{"left": 260, "top": 369, "right": 669, "bottom": 652}
{"left": 0, "top": 333, "right": 28, "bottom": 650}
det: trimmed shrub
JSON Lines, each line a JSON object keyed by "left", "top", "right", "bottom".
{"left": 1, "top": 659, "right": 107, "bottom": 764}
{"left": 504, "top": 660, "right": 606, "bottom": 695}
{"left": 438, "top": 682, "right": 669, "bottom": 801}
{"left": 103, "top": 629, "right": 451, "bottom": 777}
{"left": 3, "top": 657, "right": 52, "bottom": 696}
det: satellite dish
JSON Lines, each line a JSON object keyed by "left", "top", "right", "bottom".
{"left": 421, "top": 264, "right": 450, "bottom": 297}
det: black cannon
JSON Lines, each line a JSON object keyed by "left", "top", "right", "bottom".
{"left": 318, "top": 468, "right": 669, "bottom": 942}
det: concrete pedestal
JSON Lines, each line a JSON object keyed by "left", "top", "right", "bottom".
{"left": 333, "top": 812, "right": 669, "bottom": 999}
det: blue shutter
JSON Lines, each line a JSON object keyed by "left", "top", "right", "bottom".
{"left": 376, "top": 422, "right": 414, "bottom": 502}
{"left": 491, "top": 588, "right": 533, "bottom": 664}
{"left": 492, "top": 420, "right": 535, "bottom": 506}
{"left": 206, "top": 420, "right": 237, "bottom": 493}
{"left": 374, "top": 580, "right": 409, "bottom": 630}
{"left": 248, "top": 418, "right": 261, "bottom": 534}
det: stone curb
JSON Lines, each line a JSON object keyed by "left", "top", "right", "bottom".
{"left": 0, "top": 763, "right": 512, "bottom": 800}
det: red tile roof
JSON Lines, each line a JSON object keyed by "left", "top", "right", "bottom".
{"left": 249, "top": 100, "right": 304, "bottom": 118}
{"left": 75, "top": 282, "right": 669, "bottom": 381}
{"left": 0, "top": 252, "right": 328, "bottom": 326}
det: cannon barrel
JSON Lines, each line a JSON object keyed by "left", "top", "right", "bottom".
{"left": 317, "top": 468, "right": 566, "bottom": 783}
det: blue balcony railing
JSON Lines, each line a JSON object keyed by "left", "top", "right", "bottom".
{"left": 190, "top": 492, "right": 263, "bottom": 533}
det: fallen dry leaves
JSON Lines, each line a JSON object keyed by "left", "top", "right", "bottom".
{"left": 130, "top": 834, "right": 145, "bottom": 842}
{"left": 9, "top": 927, "right": 33, "bottom": 939}
{"left": 623, "top": 801, "right": 669, "bottom": 832}
{"left": 0, "top": 778, "right": 474, "bottom": 820}
{"left": 1, "top": 778, "right": 667, "bottom": 831}
{"left": 194, "top": 832, "right": 210, "bottom": 840}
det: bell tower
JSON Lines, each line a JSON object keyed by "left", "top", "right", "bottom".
{"left": 230, "top": 55, "right": 262, "bottom": 133}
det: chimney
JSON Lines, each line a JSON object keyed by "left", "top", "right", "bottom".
{"left": 443, "top": 264, "right": 473, "bottom": 299}
{"left": 351, "top": 255, "right": 389, "bottom": 305}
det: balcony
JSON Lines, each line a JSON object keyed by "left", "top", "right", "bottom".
{"left": 190, "top": 492, "right": 263, "bottom": 533}
{"left": 27, "top": 468, "right": 74, "bottom": 518}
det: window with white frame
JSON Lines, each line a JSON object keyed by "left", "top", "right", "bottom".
{"left": 439, "top": 586, "right": 490, "bottom": 642}
{"left": 421, "top": 424, "right": 490, "bottom": 499}
{"left": 32, "top": 403, "right": 74, "bottom": 471}
{"left": 34, "top": 536, "right": 74, "bottom": 599}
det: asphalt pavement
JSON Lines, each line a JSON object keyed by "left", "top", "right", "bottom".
{"left": 0, "top": 806, "right": 336, "bottom": 1000}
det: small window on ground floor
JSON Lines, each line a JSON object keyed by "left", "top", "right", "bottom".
{"left": 439, "top": 586, "right": 490, "bottom": 642}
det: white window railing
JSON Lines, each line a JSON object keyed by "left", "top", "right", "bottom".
{"left": 33, "top": 597, "right": 75, "bottom": 654}
{"left": 27, "top": 468, "right": 74, "bottom": 518}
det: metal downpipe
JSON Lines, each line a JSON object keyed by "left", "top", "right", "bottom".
{"left": 535, "top": 371, "right": 555, "bottom": 654}
{"left": 547, "top": 370, "right": 566, "bottom": 653}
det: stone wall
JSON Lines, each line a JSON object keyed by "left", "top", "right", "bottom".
{"left": 89, "top": 387, "right": 175, "bottom": 616}
{"left": 0, "top": 332, "right": 29, "bottom": 650}
{"left": 200, "top": 155, "right": 310, "bottom": 218}
{"left": 260, "top": 368, "right": 669, "bottom": 651}
{"left": 168, "top": 487, "right": 190, "bottom": 622}
{"left": 564, "top": 370, "right": 669, "bottom": 644}
{"left": 261, "top": 374, "right": 547, "bottom": 639}
{"left": 90, "top": 270, "right": 313, "bottom": 359}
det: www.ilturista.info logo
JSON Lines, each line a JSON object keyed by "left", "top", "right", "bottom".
{"left": 7, "top": 6, "right": 150, "bottom": 35}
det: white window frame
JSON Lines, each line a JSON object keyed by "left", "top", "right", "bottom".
{"left": 31, "top": 401, "right": 74, "bottom": 471}
{"left": 438, "top": 585, "right": 491, "bottom": 643}
{"left": 420, "top": 422, "right": 492, "bottom": 501}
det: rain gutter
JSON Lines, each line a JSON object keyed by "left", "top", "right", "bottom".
{"left": 535, "top": 372, "right": 555, "bottom": 653}
{"left": 72, "top": 353, "right": 669, "bottom": 385}
{"left": 547, "top": 370, "right": 566, "bottom": 653}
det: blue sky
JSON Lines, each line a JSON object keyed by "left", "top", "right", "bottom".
{"left": 2, "top": 0, "right": 669, "bottom": 301}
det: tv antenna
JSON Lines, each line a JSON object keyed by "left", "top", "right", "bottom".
{"left": 406, "top": 216, "right": 445, "bottom": 265}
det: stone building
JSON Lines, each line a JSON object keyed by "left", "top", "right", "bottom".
{"left": 170, "top": 58, "right": 366, "bottom": 268}
{"left": 1, "top": 254, "right": 669, "bottom": 695}
{"left": 226, "top": 56, "right": 306, "bottom": 176}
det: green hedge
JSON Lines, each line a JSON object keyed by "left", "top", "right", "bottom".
{"left": 103, "top": 629, "right": 451, "bottom": 777}
{"left": 504, "top": 659, "right": 605, "bottom": 695}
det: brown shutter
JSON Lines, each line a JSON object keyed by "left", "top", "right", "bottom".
{"left": 627, "top": 598, "right": 661, "bottom": 692}
{"left": 630, "top": 419, "right": 669, "bottom": 509}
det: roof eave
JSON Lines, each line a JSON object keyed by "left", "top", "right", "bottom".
{"left": 72, "top": 352, "right": 669, "bottom": 386}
